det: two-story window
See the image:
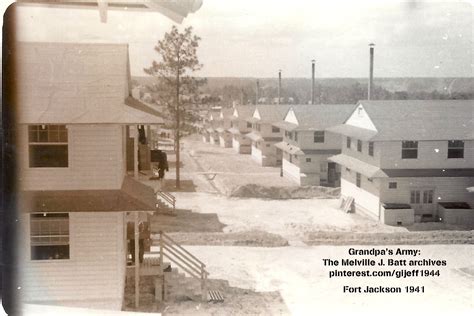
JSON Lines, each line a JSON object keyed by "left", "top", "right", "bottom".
{"left": 30, "top": 213, "right": 70, "bottom": 260}
{"left": 28, "top": 125, "right": 68, "bottom": 168}
{"left": 401, "top": 141, "right": 418, "bottom": 159}
{"left": 346, "top": 137, "right": 351, "bottom": 149}
{"left": 447, "top": 140, "right": 464, "bottom": 158}
{"left": 357, "top": 140, "right": 362, "bottom": 152}
{"left": 272, "top": 126, "right": 280, "bottom": 133}
{"left": 313, "top": 131, "right": 324, "bottom": 143}
{"left": 368, "top": 142, "right": 374, "bottom": 156}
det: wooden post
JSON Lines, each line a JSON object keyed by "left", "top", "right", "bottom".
{"left": 201, "top": 263, "right": 206, "bottom": 302}
{"left": 159, "top": 231, "right": 165, "bottom": 301}
{"left": 134, "top": 126, "right": 139, "bottom": 179}
{"left": 134, "top": 212, "right": 140, "bottom": 308}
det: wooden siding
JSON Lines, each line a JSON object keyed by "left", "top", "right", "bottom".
{"left": 296, "top": 130, "right": 342, "bottom": 150}
{"left": 19, "top": 125, "right": 125, "bottom": 191}
{"left": 341, "top": 169, "right": 381, "bottom": 220}
{"left": 379, "top": 140, "right": 474, "bottom": 169}
{"left": 345, "top": 104, "right": 377, "bottom": 131}
{"left": 20, "top": 212, "right": 126, "bottom": 309}
{"left": 340, "top": 138, "right": 381, "bottom": 167}
{"left": 379, "top": 177, "right": 474, "bottom": 207}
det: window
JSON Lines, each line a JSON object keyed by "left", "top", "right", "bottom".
{"left": 410, "top": 190, "right": 421, "bottom": 204}
{"left": 346, "top": 137, "right": 351, "bottom": 149}
{"left": 402, "top": 141, "right": 418, "bottom": 159}
{"left": 30, "top": 213, "right": 69, "bottom": 260}
{"left": 247, "top": 122, "right": 252, "bottom": 128}
{"left": 423, "top": 190, "right": 434, "bottom": 204}
{"left": 28, "top": 125, "right": 68, "bottom": 168}
{"left": 389, "top": 182, "right": 397, "bottom": 189}
{"left": 306, "top": 158, "right": 311, "bottom": 163}
{"left": 448, "top": 140, "right": 464, "bottom": 158}
{"left": 320, "top": 163, "right": 328, "bottom": 172}
{"left": 368, "top": 142, "right": 374, "bottom": 156}
{"left": 314, "top": 131, "right": 325, "bottom": 143}
{"left": 294, "top": 132, "right": 298, "bottom": 142}
{"left": 356, "top": 173, "right": 361, "bottom": 188}
{"left": 357, "top": 140, "right": 362, "bottom": 152}
{"left": 272, "top": 126, "right": 280, "bottom": 133}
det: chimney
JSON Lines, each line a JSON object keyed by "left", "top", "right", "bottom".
{"left": 256, "top": 79, "right": 260, "bottom": 105}
{"left": 278, "top": 70, "right": 282, "bottom": 105}
{"left": 311, "top": 59, "right": 315, "bottom": 105}
{"left": 368, "top": 43, "right": 375, "bottom": 100}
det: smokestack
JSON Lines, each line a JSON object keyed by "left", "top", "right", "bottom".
{"left": 368, "top": 43, "right": 375, "bottom": 100}
{"left": 311, "top": 59, "right": 315, "bottom": 105}
{"left": 278, "top": 70, "right": 282, "bottom": 105}
{"left": 256, "top": 79, "right": 260, "bottom": 105}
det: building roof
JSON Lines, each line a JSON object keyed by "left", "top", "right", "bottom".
{"left": 245, "top": 131, "right": 263, "bottom": 142}
{"left": 19, "top": 176, "right": 158, "bottom": 213}
{"left": 326, "top": 124, "right": 378, "bottom": 141}
{"left": 16, "top": 42, "right": 163, "bottom": 125}
{"left": 220, "top": 108, "right": 234, "bottom": 120}
{"left": 356, "top": 100, "right": 474, "bottom": 141}
{"left": 329, "top": 154, "right": 388, "bottom": 178}
{"left": 231, "top": 105, "right": 256, "bottom": 120}
{"left": 253, "top": 104, "right": 292, "bottom": 123}
{"left": 16, "top": 0, "right": 203, "bottom": 23}
{"left": 228, "top": 127, "right": 241, "bottom": 135}
{"left": 288, "top": 104, "right": 356, "bottom": 131}
{"left": 273, "top": 121, "right": 298, "bottom": 131}
{"left": 274, "top": 141, "right": 304, "bottom": 155}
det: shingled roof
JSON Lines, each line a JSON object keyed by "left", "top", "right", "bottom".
{"left": 356, "top": 100, "right": 473, "bottom": 141}
{"left": 286, "top": 104, "right": 356, "bottom": 131}
{"left": 16, "top": 42, "right": 163, "bottom": 125}
{"left": 231, "top": 105, "right": 256, "bottom": 120}
{"left": 252, "top": 104, "right": 292, "bottom": 123}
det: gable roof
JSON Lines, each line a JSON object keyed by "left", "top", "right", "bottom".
{"left": 16, "top": 42, "right": 163, "bottom": 125}
{"left": 253, "top": 104, "right": 292, "bottom": 123}
{"left": 357, "top": 100, "right": 474, "bottom": 141}
{"left": 231, "top": 105, "right": 256, "bottom": 120}
{"left": 286, "top": 104, "right": 356, "bottom": 131}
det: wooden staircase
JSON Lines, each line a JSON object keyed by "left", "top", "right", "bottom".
{"left": 155, "top": 190, "right": 176, "bottom": 213}
{"left": 149, "top": 231, "right": 210, "bottom": 302}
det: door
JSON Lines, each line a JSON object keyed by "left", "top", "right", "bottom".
{"left": 327, "top": 162, "right": 338, "bottom": 187}
{"left": 410, "top": 189, "right": 435, "bottom": 221}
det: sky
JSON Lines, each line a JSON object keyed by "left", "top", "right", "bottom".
{"left": 1, "top": 0, "right": 473, "bottom": 78}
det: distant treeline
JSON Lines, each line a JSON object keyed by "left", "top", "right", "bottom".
{"left": 132, "top": 76, "right": 473, "bottom": 105}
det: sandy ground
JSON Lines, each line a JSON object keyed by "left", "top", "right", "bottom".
{"left": 177, "top": 245, "right": 474, "bottom": 315}
{"left": 137, "top": 135, "right": 474, "bottom": 315}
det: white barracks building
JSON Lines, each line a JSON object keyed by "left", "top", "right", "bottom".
{"left": 328, "top": 100, "right": 474, "bottom": 226}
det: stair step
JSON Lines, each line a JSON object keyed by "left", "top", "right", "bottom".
{"left": 208, "top": 290, "right": 224, "bottom": 303}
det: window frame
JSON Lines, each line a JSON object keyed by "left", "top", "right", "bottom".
{"left": 272, "top": 126, "right": 280, "bottom": 133}
{"left": 368, "top": 142, "right": 374, "bottom": 156}
{"left": 447, "top": 140, "right": 464, "bottom": 159}
{"left": 357, "top": 139, "right": 362, "bottom": 152}
{"left": 401, "top": 141, "right": 418, "bottom": 159}
{"left": 28, "top": 125, "right": 69, "bottom": 168}
{"left": 313, "top": 131, "right": 325, "bottom": 143}
{"left": 346, "top": 137, "right": 351, "bottom": 149}
{"left": 30, "top": 212, "right": 70, "bottom": 261}
{"left": 356, "top": 172, "right": 361, "bottom": 188}
{"left": 388, "top": 182, "right": 397, "bottom": 189}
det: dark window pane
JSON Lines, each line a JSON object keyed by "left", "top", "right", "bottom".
{"left": 38, "top": 129, "right": 48, "bottom": 142}
{"left": 389, "top": 182, "right": 397, "bottom": 189}
{"left": 346, "top": 137, "right": 351, "bottom": 148}
{"left": 402, "top": 149, "right": 418, "bottom": 159}
{"left": 369, "top": 142, "right": 374, "bottom": 156}
{"left": 29, "top": 145, "right": 68, "bottom": 167}
{"left": 357, "top": 140, "right": 362, "bottom": 152}
{"left": 31, "top": 245, "right": 69, "bottom": 260}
